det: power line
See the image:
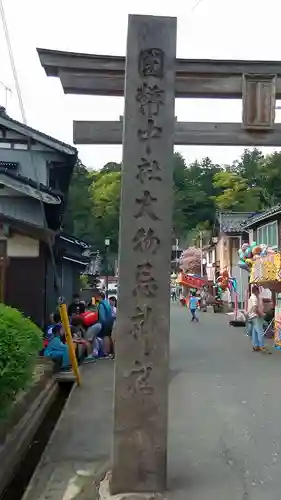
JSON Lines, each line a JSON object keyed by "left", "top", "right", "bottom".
{"left": 191, "top": 0, "right": 206, "bottom": 12}
{"left": 0, "top": 0, "right": 27, "bottom": 123}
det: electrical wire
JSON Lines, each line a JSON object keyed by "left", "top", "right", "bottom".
{"left": 0, "top": 0, "right": 27, "bottom": 123}
{"left": 0, "top": 0, "right": 63, "bottom": 293}
{"left": 0, "top": 0, "right": 61, "bottom": 295}
{"left": 191, "top": 0, "right": 206, "bottom": 12}
{"left": 0, "top": 0, "right": 80, "bottom": 384}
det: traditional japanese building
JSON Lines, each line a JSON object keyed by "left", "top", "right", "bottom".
{"left": 0, "top": 107, "right": 87, "bottom": 326}
{"left": 213, "top": 211, "right": 255, "bottom": 305}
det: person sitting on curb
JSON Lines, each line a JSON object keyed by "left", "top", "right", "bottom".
{"left": 44, "top": 323, "right": 71, "bottom": 370}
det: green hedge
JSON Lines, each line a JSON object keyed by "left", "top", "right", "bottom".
{"left": 0, "top": 304, "right": 42, "bottom": 417}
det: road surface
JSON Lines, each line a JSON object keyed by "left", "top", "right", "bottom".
{"left": 168, "top": 304, "right": 281, "bottom": 500}
{"left": 24, "top": 305, "right": 281, "bottom": 500}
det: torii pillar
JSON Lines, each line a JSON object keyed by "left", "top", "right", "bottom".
{"left": 110, "top": 15, "right": 177, "bottom": 494}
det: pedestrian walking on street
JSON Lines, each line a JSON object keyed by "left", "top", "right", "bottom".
{"left": 189, "top": 292, "right": 199, "bottom": 323}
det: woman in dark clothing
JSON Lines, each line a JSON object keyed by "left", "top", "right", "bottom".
{"left": 98, "top": 292, "right": 114, "bottom": 355}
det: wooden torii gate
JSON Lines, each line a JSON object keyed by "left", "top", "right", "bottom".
{"left": 38, "top": 14, "right": 281, "bottom": 495}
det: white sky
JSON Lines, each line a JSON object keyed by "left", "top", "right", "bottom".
{"left": 1, "top": 0, "right": 281, "bottom": 169}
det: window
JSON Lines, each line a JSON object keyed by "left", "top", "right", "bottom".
{"left": 257, "top": 221, "right": 278, "bottom": 249}
{"left": 13, "top": 143, "right": 28, "bottom": 150}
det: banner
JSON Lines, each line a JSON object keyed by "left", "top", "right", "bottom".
{"left": 178, "top": 272, "right": 207, "bottom": 289}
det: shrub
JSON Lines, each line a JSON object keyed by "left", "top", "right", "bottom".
{"left": 0, "top": 304, "right": 42, "bottom": 417}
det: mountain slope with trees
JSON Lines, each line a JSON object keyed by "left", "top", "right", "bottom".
{"left": 63, "top": 148, "right": 281, "bottom": 250}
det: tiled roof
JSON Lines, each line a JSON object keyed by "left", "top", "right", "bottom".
{"left": 217, "top": 211, "right": 256, "bottom": 233}
{"left": 0, "top": 107, "right": 77, "bottom": 156}
{"left": 0, "top": 166, "right": 63, "bottom": 197}
{"left": 242, "top": 205, "right": 281, "bottom": 229}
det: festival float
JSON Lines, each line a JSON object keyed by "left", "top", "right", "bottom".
{"left": 177, "top": 246, "right": 208, "bottom": 307}
{"left": 238, "top": 241, "right": 281, "bottom": 346}
{"left": 178, "top": 246, "right": 207, "bottom": 289}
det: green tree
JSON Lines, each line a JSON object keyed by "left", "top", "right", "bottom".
{"left": 258, "top": 152, "right": 281, "bottom": 206}
{"left": 91, "top": 171, "right": 121, "bottom": 253}
{"left": 65, "top": 148, "right": 281, "bottom": 254}
{"left": 100, "top": 162, "right": 121, "bottom": 174}
{"left": 212, "top": 170, "right": 261, "bottom": 211}
{"left": 232, "top": 148, "right": 264, "bottom": 187}
{"left": 173, "top": 155, "right": 222, "bottom": 242}
{"left": 63, "top": 159, "right": 95, "bottom": 242}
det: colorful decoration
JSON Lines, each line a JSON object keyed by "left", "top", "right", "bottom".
{"left": 180, "top": 247, "right": 201, "bottom": 275}
{"left": 250, "top": 252, "right": 281, "bottom": 288}
{"left": 238, "top": 241, "right": 276, "bottom": 271}
{"left": 216, "top": 268, "right": 237, "bottom": 296}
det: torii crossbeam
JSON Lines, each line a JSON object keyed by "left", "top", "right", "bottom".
{"left": 38, "top": 46, "right": 281, "bottom": 146}
{"left": 38, "top": 47, "right": 281, "bottom": 99}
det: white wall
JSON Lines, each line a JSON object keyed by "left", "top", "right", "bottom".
{"left": 249, "top": 229, "right": 254, "bottom": 245}
{"left": 6, "top": 233, "right": 39, "bottom": 257}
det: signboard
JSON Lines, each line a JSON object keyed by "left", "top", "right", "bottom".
{"left": 242, "top": 74, "right": 276, "bottom": 130}
{"left": 178, "top": 272, "right": 207, "bottom": 289}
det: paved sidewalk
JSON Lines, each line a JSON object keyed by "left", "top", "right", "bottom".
{"left": 23, "top": 307, "right": 281, "bottom": 499}
{"left": 23, "top": 360, "right": 114, "bottom": 500}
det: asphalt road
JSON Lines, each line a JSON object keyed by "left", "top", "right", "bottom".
{"left": 168, "top": 304, "right": 281, "bottom": 500}
{"left": 24, "top": 305, "right": 281, "bottom": 500}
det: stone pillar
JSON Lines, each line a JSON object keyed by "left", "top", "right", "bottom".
{"left": 111, "top": 14, "right": 177, "bottom": 495}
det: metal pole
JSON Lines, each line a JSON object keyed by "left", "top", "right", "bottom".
{"left": 176, "top": 237, "right": 179, "bottom": 270}
{"left": 200, "top": 231, "right": 203, "bottom": 277}
{"left": 105, "top": 245, "right": 109, "bottom": 298}
{"left": 0, "top": 80, "right": 11, "bottom": 109}
{"left": 104, "top": 238, "right": 110, "bottom": 298}
{"left": 239, "top": 235, "right": 243, "bottom": 310}
{"left": 59, "top": 299, "right": 81, "bottom": 385}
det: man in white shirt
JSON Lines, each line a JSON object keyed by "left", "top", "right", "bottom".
{"left": 247, "top": 285, "right": 266, "bottom": 352}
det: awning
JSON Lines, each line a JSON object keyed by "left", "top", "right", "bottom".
{"left": 0, "top": 173, "right": 61, "bottom": 205}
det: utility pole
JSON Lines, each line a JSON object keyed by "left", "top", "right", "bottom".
{"left": 175, "top": 237, "right": 179, "bottom": 271}
{"left": 0, "top": 80, "right": 11, "bottom": 108}
{"left": 104, "top": 238, "right": 110, "bottom": 298}
{"left": 200, "top": 231, "right": 203, "bottom": 277}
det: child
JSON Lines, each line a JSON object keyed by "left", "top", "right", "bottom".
{"left": 44, "top": 323, "right": 71, "bottom": 369}
{"left": 45, "top": 312, "right": 61, "bottom": 341}
{"left": 189, "top": 292, "right": 199, "bottom": 323}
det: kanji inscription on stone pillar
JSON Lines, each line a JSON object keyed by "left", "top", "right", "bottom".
{"left": 242, "top": 73, "right": 276, "bottom": 130}
{"left": 111, "top": 14, "right": 177, "bottom": 495}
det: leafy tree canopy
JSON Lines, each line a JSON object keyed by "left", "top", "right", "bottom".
{"left": 63, "top": 149, "right": 281, "bottom": 251}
